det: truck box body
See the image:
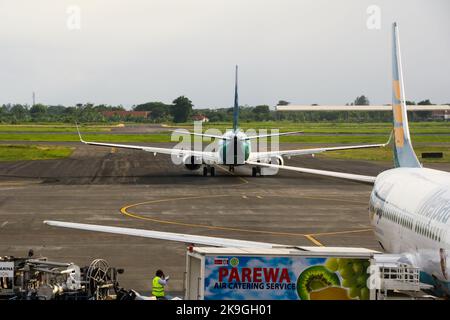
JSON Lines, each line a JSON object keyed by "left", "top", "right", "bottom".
{"left": 185, "top": 246, "right": 379, "bottom": 300}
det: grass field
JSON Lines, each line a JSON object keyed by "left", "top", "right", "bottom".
{"left": 0, "top": 122, "right": 448, "bottom": 162}
{"left": 1, "top": 132, "right": 450, "bottom": 144}
{"left": 0, "top": 124, "right": 113, "bottom": 132}
{"left": 318, "top": 145, "right": 449, "bottom": 163}
{"left": 0, "top": 145, "right": 74, "bottom": 161}
{"left": 170, "top": 121, "right": 450, "bottom": 134}
{"left": 3, "top": 121, "right": 448, "bottom": 134}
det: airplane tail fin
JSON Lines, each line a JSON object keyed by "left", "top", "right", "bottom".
{"left": 391, "top": 23, "right": 421, "bottom": 168}
{"left": 233, "top": 65, "right": 239, "bottom": 132}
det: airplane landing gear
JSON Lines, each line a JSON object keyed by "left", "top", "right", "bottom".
{"left": 252, "top": 166, "right": 261, "bottom": 177}
{"left": 203, "top": 166, "right": 216, "bottom": 177}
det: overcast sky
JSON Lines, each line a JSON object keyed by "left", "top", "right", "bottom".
{"left": 0, "top": 0, "right": 449, "bottom": 109}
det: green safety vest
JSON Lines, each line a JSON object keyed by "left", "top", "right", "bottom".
{"left": 152, "top": 276, "right": 165, "bottom": 297}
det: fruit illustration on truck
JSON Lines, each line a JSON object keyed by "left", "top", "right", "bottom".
{"left": 296, "top": 258, "right": 370, "bottom": 300}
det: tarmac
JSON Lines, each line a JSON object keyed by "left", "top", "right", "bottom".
{"left": 1, "top": 141, "right": 449, "bottom": 294}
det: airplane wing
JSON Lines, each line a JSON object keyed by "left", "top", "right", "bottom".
{"left": 249, "top": 132, "right": 392, "bottom": 161}
{"left": 246, "top": 161, "right": 376, "bottom": 184}
{"left": 76, "top": 125, "right": 218, "bottom": 162}
{"left": 44, "top": 220, "right": 281, "bottom": 248}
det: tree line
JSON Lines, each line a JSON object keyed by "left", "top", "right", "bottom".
{"left": 0, "top": 95, "right": 446, "bottom": 124}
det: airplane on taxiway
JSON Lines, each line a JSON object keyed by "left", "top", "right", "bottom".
{"left": 76, "top": 66, "right": 388, "bottom": 177}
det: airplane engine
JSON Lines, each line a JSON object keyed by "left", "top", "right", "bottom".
{"left": 268, "top": 156, "right": 284, "bottom": 166}
{"left": 183, "top": 155, "right": 202, "bottom": 170}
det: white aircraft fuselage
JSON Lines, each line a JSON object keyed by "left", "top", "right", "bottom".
{"left": 369, "top": 167, "right": 450, "bottom": 295}
{"left": 217, "top": 130, "right": 251, "bottom": 165}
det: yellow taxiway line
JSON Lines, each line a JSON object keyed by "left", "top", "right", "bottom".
{"left": 304, "top": 235, "right": 324, "bottom": 247}
{"left": 120, "top": 194, "right": 374, "bottom": 247}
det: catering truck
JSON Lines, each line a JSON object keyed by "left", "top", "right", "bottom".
{"left": 184, "top": 246, "right": 433, "bottom": 300}
{"left": 184, "top": 246, "right": 380, "bottom": 300}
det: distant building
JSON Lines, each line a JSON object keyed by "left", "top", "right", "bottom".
{"left": 101, "top": 111, "right": 150, "bottom": 119}
{"left": 192, "top": 114, "right": 209, "bottom": 122}
{"left": 431, "top": 110, "right": 449, "bottom": 120}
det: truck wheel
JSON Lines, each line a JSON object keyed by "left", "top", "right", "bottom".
{"left": 210, "top": 167, "right": 215, "bottom": 176}
{"left": 203, "top": 167, "right": 208, "bottom": 176}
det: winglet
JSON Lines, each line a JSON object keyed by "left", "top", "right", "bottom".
{"left": 75, "top": 122, "right": 86, "bottom": 143}
{"left": 383, "top": 130, "right": 394, "bottom": 147}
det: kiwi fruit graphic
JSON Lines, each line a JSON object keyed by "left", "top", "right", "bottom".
{"left": 297, "top": 266, "right": 340, "bottom": 300}
{"left": 334, "top": 258, "right": 370, "bottom": 300}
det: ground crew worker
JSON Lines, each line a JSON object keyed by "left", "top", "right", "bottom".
{"left": 152, "top": 269, "right": 169, "bottom": 299}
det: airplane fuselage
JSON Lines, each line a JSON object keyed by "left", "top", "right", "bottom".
{"left": 369, "top": 167, "right": 450, "bottom": 295}
{"left": 217, "top": 130, "right": 251, "bottom": 166}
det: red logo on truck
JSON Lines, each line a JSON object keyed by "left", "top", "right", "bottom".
{"left": 214, "top": 259, "right": 229, "bottom": 265}
{"left": 218, "top": 267, "right": 291, "bottom": 283}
